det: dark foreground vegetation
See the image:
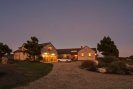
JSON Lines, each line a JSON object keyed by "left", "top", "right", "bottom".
{"left": 81, "top": 57, "right": 133, "bottom": 75}
{"left": 0, "top": 61, "right": 53, "bottom": 89}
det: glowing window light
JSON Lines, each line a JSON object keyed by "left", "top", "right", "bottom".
{"left": 44, "top": 52, "right": 48, "bottom": 55}
{"left": 74, "top": 55, "right": 78, "bottom": 57}
{"left": 48, "top": 47, "right": 52, "bottom": 50}
{"left": 51, "top": 53, "right": 55, "bottom": 56}
{"left": 88, "top": 53, "right": 91, "bottom": 57}
{"left": 71, "top": 50, "right": 77, "bottom": 52}
{"left": 81, "top": 53, "right": 84, "bottom": 56}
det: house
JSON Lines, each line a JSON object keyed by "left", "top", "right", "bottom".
{"left": 57, "top": 46, "right": 96, "bottom": 61}
{"left": 14, "top": 46, "right": 29, "bottom": 61}
{"left": 14, "top": 42, "right": 97, "bottom": 62}
{"left": 41, "top": 42, "right": 58, "bottom": 62}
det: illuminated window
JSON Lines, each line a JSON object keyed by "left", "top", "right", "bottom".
{"left": 81, "top": 53, "right": 84, "bottom": 56}
{"left": 74, "top": 55, "right": 78, "bottom": 59}
{"left": 42, "top": 52, "right": 48, "bottom": 57}
{"left": 51, "top": 53, "right": 55, "bottom": 56}
{"left": 63, "top": 54, "right": 67, "bottom": 58}
{"left": 71, "top": 50, "right": 77, "bottom": 52}
{"left": 74, "top": 55, "right": 78, "bottom": 57}
{"left": 48, "top": 47, "right": 52, "bottom": 50}
{"left": 88, "top": 53, "right": 91, "bottom": 57}
{"left": 44, "top": 52, "right": 48, "bottom": 55}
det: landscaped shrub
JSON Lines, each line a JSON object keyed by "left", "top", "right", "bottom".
{"left": 81, "top": 60, "right": 98, "bottom": 71}
{"left": 97, "top": 56, "right": 118, "bottom": 67}
{"left": 102, "top": 56, "right": 118, "bottom": 63}
{"left": 0, "top": 71, "right": 6, "bottom": 76}
{"left": 107, "top": 61, "right": 128, "bottom": 74}
{"left": 98, "top": 61, "right": 107, "bottom": 68}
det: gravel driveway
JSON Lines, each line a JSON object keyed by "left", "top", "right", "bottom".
{"left": 15, "top": 62, "right": 133, "bottom": 89}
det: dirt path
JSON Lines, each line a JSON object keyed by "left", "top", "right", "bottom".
{"left": 15, "top": 62, "right": 133, "bottom": 89}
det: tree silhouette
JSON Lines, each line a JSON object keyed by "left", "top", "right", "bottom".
{"left": 24, "top": 36, "right": 41, "bottom": 61}
{"left": 0, "top": 42, "right": 12, "bottom": 58}
{"left": 97, "top": 36, "right": 119, "bottom": 57}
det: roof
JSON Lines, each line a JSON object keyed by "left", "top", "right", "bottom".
{"left": 14, "top": 50, "right": 27, "bottom": 53}
{"left": 57, "top": 48, "right": 81, "bottom": 54}
{"left": 91, "top": 48, "right": 97, "bottom": 53}
{"left": 57, "top": 47, "right": 97, "bottom": 54}
{"left": 40, "top": 42, "right": 52, "bottom": 46}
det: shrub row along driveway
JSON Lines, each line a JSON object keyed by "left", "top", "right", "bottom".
{"left": 15, "top": 62, "right": 133, "bottom": 89}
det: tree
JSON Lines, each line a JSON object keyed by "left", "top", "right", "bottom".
{"left": 97, "top": 36, "right": 119, "bottom": 57}
{"left": 24, "top": 36, "right": 42, "bottom": 61}
{"left": 129, "top": 55, "right": 133, "bottom": 60}
{"left": 0, "top": 42, "right": 12, "bottom": 59}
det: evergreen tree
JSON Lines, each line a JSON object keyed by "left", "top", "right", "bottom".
{"left": 97, "top": 36, "right": 119, "bottom": 57}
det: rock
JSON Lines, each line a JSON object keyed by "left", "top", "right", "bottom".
{"left": 94, "top": 60, "right": 99, "bottom": 65}
{"left": 1, "top": 57, "right": 8, "bottom": 64}
{"left": 97, "top": 67, "right": 107, "bottom": 73}
{"left": 126, "top": 64, "right": 133, "bottom": 68}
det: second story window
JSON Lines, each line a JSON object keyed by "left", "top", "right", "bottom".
{"left": 48, "top": 46, "right": 52, "bottom": 50}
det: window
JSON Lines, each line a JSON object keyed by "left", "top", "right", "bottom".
{"left": 51, "top": 53, "right": 55, "bottom": 56}
{"left": 42, "top": 52, "right": 48, "bottom": 57}
{"left": 44, "top": 52, "right": 48, "bottom": 55}
{"left": 88, "top": 53, "right": 91, "bottom": 57}
{"left": 71, "top": 50, "right": 77, "bottom": 52}
{"left": 48, "top": 47, "right": 52, "bottom": 50}
{"left": 81, "top": 53, "right": 84, "bottom": 56}
{"left": 63, "top": 54, "right": 67, "bottom": 58}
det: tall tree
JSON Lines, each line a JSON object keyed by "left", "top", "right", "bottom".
{"left": 24, "top": 36, "right": 41, "bottom": 61}
{"left": 0, "top": 42, "right": 12, "bottom": 58}
{"left": 97, "top": 36, "right": 119, "bottom": 57}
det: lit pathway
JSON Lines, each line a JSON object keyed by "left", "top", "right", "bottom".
{"left": 15, "top": 62, "right": 133, "bottom": 89}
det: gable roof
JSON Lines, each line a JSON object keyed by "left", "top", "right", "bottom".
{"left": 40, "top": 42, "right": 51, "bottom": 46}
{"left": 40, "top": 42, "right": 57, "bottom": 50}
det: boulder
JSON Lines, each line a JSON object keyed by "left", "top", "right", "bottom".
{"left": 1, "top": 57, "right": 8, "bottom": 64}
{"left": 97, "top": 67, "right": 107, "bottom": 73}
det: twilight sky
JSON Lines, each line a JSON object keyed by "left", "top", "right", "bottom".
{"left": 0, "top": 0, "right": 133, "bottom": 57}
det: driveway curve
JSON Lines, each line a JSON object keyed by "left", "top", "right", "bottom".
{"left": 15, "top": 62, "right": 133, "bottom": 89}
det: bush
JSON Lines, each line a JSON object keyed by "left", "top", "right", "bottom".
{"left": 107, "top": 61, "right": 128, "bottom": 74}
{"left": 81, "top": 60, "right": 98, "bottom": 71}
{"left": 129, "top": 55, "right": 133, "bottom": 59}
{"left": 98, "top": 61, "right": 107, "bottom": 68}
{"left": 0, "top": 71, "right": 6, "bottom": 76}
{"left": 97, "top": 56, "right": 118, "bottom": 67}
{"left": 102, "top": 56, "right": 118, "bottom": 63}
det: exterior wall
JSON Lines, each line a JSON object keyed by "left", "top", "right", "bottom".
{"left": 78, "top": 46, "right": 96, "bottom": 60}
{"left": 58, "top": 54, "right": 78, "bottom": 60}
{"left": 14, "top": 52, "right": 29, "bottom": 61}
{"left": 58, "top": 54, "right": 72, "bottom": 59}
{"left": 41, "top": 44, "right": 58, "bottom": 62}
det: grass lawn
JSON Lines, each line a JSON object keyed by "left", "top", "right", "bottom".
{"left": 0, "top": 61, "right": 53, "bottom": 89}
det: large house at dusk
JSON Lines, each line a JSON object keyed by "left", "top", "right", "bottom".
{"left": 14, "top": 42, "right": 97, "bottom": 62}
